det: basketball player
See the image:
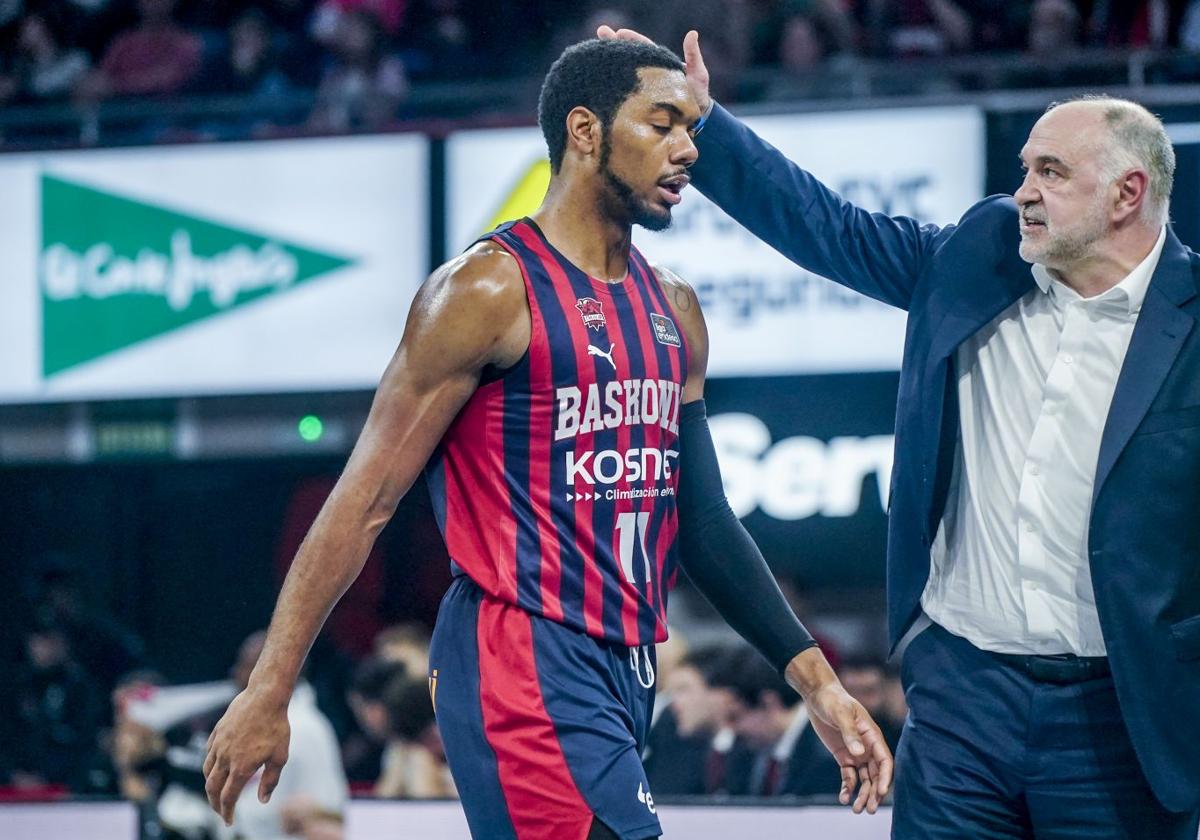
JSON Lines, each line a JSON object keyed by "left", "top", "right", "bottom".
{"left": 202, "top": 39, "right": 892, "bottom": 839}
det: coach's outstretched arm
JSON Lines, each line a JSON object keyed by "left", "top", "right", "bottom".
{"left": 600, "top": 26, "right": 948, "bottom": 312}
{"left": 656, "top": 265, "right": 893, "bottom": 814}
{"left": 201, "top": 245, "right": 530, "bottom": 826}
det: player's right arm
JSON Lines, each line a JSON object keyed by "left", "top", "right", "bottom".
{"left": 202, "top": 242, "right": 529, "bottom": 826}
{"left": 599, "top": 27, "right": 943, "bottom": 311}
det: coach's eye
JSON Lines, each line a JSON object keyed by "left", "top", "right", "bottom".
{"left": 652, "top": 124, "right": 671, "bottom": 134}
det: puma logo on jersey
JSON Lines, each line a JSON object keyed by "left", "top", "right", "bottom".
{"left": 588, "top": 342, "right": 617, "bottom": 370}
{"left": 637, "top": 781, "right": 656, "bottom": 814}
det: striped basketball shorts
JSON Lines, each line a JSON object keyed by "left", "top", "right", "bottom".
{"left": 429, "top": 575, "right": 661, "bottom": 840}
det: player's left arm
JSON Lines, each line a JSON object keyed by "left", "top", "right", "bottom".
{"left": 654, "top": 263, "right": 893, "bottom": 814}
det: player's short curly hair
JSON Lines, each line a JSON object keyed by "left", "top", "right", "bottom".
{"left": 538, "top": 38, "right": 685, "bottom": 173}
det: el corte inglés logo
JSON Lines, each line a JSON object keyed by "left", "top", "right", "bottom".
{"left": 39, "top": 174, "right": 355, "bottom": 377}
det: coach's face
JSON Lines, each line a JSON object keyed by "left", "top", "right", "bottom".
{"left": 1015, "top": 104, "right": 1115, "bottom": 270}
{"left": 599, "top": 67, "right": 700, "bottom": 231}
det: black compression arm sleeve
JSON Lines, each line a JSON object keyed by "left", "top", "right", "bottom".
{"left": 676, "top": 399, "right": 817, "bottom": 673}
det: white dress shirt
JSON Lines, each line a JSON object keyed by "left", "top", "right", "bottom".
{"left": 921, "top": 227, "right": 1166, "bottom": 656}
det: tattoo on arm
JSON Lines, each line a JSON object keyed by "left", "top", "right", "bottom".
{"left": 672, "top": 285, "right": 693, "bottom": 312}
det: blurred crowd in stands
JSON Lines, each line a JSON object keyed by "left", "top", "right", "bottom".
{"left": 1, "top": 0, "right": 1199, "bottom": 147}
{"left": 0, "top": 553, "right": 904, "bottom": 838}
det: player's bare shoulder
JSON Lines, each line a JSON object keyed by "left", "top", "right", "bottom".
{"left": 406, "top": 239, "right": 530, "bottom": 371}
{"left": 651, "top": 263, "right": 708, "bottom": 359}
{"left": 430, "top": 240, "right": 526, "bottom": 312}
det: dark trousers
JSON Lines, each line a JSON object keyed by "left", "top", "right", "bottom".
{"left": 892, "top": 622, "right": 1200, "bottom": 839}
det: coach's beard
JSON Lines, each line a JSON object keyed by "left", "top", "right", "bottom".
{"left": 599, "top": 138, "right": 673, "bottom": 233}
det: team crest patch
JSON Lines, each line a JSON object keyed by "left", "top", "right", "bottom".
{"left": 576, "top": 297, "right": 606, "bottom": 331}
{"left": 650, "top": 313, "right": 682, "bottom": 347}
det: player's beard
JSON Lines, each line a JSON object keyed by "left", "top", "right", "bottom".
{"left": 598, "top": 134, "right": 673, "bottom": 232}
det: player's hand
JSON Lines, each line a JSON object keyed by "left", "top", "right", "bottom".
{"left": 203, "top": 687, "right": 291, "bottom": 826}
{"left": 805, "top": 681, "right": 894, "bottom": 814}
{"left": 596, "top": 26, "right": 712, "bottom": 114}
{"left": 785, "top": 648, "right": 893, "bottom": 813}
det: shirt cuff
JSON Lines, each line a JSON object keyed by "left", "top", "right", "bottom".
{"left": 693, "top": 98, "right": 716, "bottom": 135}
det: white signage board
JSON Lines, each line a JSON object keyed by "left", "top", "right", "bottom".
{"left": 0, "top": 802, "right": 138, "bottom": 840}
{"left": 447, "top": 107, "right": 984, "bottom": 375}
{"left": 347, "top": 800, "right": 892, "bottom": 838}
{"left": 0, "top": 134, "right": 428, "bottom": 403}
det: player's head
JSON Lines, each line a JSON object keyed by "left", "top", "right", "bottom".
{"left": 538, "top": 38, "right": 700, "bottom": 231}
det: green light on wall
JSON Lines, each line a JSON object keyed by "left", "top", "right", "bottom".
{"left": 298, "top": 415, "right": 324, "bottom": 443}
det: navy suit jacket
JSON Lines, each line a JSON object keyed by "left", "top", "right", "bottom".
{"left": 693, "top": 104, "right": 1200, "bottom": 811}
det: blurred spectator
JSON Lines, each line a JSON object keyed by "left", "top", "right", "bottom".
{"left": 1028, "top": 0, "right": 1083, "bottom": 55}
{"left": 781, "top": 14, "right": 827, "bottom": 71}
{"left": 711, "top": 648, "right": 842, "bottom": 798}
{"left": 30, "top": 558, "right": 146, "bottom": 695}
{"left": 107, "top": 670, "right": 169, "bottom": 804}
{"left": 310, "top": 0, "right": 407, "bottom": 46}
{"left": 10, "top": 615, "right": 103, "bottom": 788}
{"left": 376, "top": 673, "right": 456, "bottom": 798}
{"left": 372, "top": 622, "right": 431, "bottom": 676}
{"left": 0, "top": 9, "right": 91, "bottom": 105}
{"left": 402, "top": 0, "right": 470, "bottom": 79}
{"left": 308, "top": 8, "right": 408, "bottom": 132}
{"left": 1088, "top": 0, "right": 1178, "bottom": 49}
{"left": 111, "top": 631, "right": 347, "bottom": 840}
{"left": 836, "top": 656, "right": 903, "bottom": 753}
{"left": 644, "top": 644, "right": 738, "bottom": 795}
{"left": 865, "top": 0, "right": 972, "bottom": 57}
{"left": 342, "top": 657, "right": 406, "bottom": 783}
{"left": 763, "top": 12, "right": 846, "bottom": 101}
{"left": 196, "top": 9, "right": 292, "bottom": 96}
{"left": 77, "top": 0, "right": 203, "bottom": 99}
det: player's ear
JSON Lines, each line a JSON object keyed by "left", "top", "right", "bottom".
{"left": 565, "top": 107, "right": 601, "bottom": 163}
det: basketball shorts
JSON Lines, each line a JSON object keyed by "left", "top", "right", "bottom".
{"left": 428, "top": 575, "right": 661, "bottom": 840}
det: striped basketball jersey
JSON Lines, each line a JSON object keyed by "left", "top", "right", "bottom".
{"left": 426, "top": 218, "right": 689, "bottom": 647}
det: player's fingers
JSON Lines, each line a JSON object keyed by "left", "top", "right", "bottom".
{"left": 874, "top": 740, "right": 894, "bottom": 797}
{"left": 856, "top": 718, "right": 893, "bottom": 796}
{"left": 258, "top": 742, "right": 288, "bottom": 804}
{"left": 204, "top": 757, "right": 229, "bottom": 814}
{"left": 259, "top": 760, "right": 283, "bottom": 804}
{"left": 596, "top": 24, "right": 615, "bottom": 39}
{"left": 683, "top": 30, "right": 710, "bottom": 84}
{"left": 614, "top": 27, "right": 655, "bottom": 45}
{"left": 852, "top": 765, "right": 871, "bottom": 814}
{"left": 202, "top": 737, "right": 216, "bottom": 778}
{"left": 839, "top": 763, "right": 856, "bottom": 806}
{"left": 219, "top": 764, "right": 252, "bottom": 826}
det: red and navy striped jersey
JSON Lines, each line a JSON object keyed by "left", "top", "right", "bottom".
{"left": 425, "top": 218, "right": 689, "bottom": 647}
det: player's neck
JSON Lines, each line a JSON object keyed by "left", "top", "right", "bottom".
{"left": 532, "top": 184, "right": 632, "bottom": 283}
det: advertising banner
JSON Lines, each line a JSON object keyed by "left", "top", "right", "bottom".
{"left": 447, "top": 106, "right": 984, "bottom": 376}
{"left": 0, "top": 134, "right": 428, "bottom": 403}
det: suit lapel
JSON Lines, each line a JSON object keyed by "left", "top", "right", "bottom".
{"left": 928, "top": 253, "right": 1034, "bottom": 365}
{"left": 1094, "top": 231, "right": 1197, "bottom": 499}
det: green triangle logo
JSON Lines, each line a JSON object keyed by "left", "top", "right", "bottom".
{"left": 40, "top": 174, "right": 356, "bottom": 377}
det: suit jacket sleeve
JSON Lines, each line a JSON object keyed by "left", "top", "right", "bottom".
{"left": 692, "top": 103, "right": 953, "bottom": 312}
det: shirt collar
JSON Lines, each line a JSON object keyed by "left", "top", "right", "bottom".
{"left": 772, "top": 703, "right": 811, "bottom": 761}
{"left": 1030, "top": 225, "right": 1166, "bottom": 317}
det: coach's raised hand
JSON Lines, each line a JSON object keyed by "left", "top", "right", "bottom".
{"left": 786, "top": 646, "right": 894, "bottom": 813}
{"left": 597, "top": 26, "right": 711, "bottom": 114}
{"left": 203, "top": 686, "right": 291, "bottom": 826}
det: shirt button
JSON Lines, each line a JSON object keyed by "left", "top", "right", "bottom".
{"left": 1063, "top": 354, "right": 1074, "bottom": 365}
{"left": 1025, "top": 522, "right": 1036, "bottom": 533}
{"left": 1027, "top": 581, "right": 1040, "bottom": 592}
{"left": 1029, "top": 464, "right": 1040, "bottom": 476}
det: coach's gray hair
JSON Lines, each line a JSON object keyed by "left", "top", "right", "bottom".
{"left": 1046, "top": 96, "right": 1175, "bottom": 227}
